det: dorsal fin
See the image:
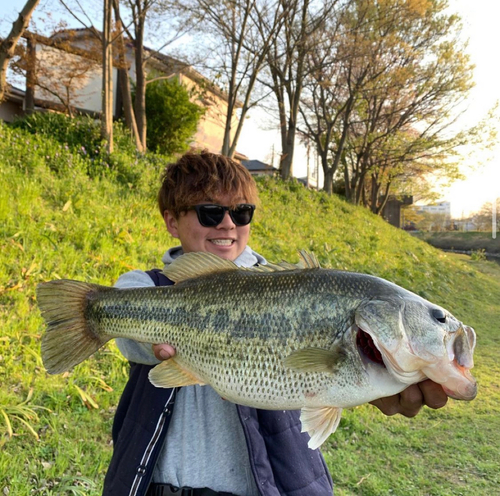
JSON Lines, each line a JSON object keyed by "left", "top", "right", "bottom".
{"left": 299, "top": 250, "right": 321, "bottom": 268}
{"left": 251, "top": 251, "right": 321, "bottom": 271}
{"left": 163, "top": 250, "right": 321, "bottom": 283}
{"left": 163, "top": 252, "right": 237, "bottom": 283}
{"left": 239, "top": 261, "right": 290, "bottom": 273}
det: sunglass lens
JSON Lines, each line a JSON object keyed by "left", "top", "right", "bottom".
{"left": 198, "top": 205, "right": 225, "bottom": 226}
{"left": 231, "top": 204, "right": 254, "bottom": 225}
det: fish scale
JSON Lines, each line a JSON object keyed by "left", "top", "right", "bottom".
{"left": 37, "top": 251, "right": 477, "bottom": 449}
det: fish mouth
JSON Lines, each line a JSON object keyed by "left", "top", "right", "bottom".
{"left": 356, "top": 327, "right": 386, "bottom": 368}
{"left": 423, "top": 324, "right": 477, "bottom": 401}
{"left": 424, "top": 361, "right": 477, "bottom": 401}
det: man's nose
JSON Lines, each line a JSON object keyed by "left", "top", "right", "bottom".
{"left": 217, "top": 210, "right": 235, "bottom": 228}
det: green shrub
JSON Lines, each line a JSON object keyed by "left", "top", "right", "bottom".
{"left": 12, "top": 112, "right": 137, "bottom": 160}
{"left": 8, "top": 113, "right": 169, "bottom": 188}
{"left": 471, "top": 248, "right": 487, "bottom": 261}
{"left": 1, "top": 119, "right": 89, "bottom": 177}
{"left": 145, "top": 77, "right": 205, "bottom": 155}
{"left": 12, "top": 112, "right": 103, "bottom": 156}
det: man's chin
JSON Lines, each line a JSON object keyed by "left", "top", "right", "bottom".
{"left": 207, "top": 242, "right": 241, "bottom": 261}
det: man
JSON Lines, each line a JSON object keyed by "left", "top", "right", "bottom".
{"left": 103, "top": 151, "right": 447, "bottom": 496}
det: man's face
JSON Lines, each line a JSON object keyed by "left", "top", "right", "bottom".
{"left": 164, "top": 192, "right": 251, "bottom": 261}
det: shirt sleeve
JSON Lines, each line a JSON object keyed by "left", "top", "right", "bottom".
{"left": 114, "top": 270, "right": 161, "bottom": 365}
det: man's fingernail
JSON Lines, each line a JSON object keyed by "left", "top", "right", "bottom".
{"left": 159, "top": 350, "right": 170, "bottom": 360}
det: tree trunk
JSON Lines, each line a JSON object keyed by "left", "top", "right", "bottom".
{"left": 134, "top": 21, "right": 147, "bottom": 151}
{"left": 277, "top": 0, "right": 310, "bottom": 181}
{"left": 370, "top": 175, "right": 379, "bottom": 213}
{"left": 280, "top": 120, "right": 296, "bottom": 180}
{"left": 113, "top": 0, "right": 143, "bottom": 152}
{"left": 221, "top": 96, "right": 235, "bottom": 157}
{"left": 317, "top": 148, "right": 333, "bottom": 194}
{"left": 102, "top": 0, "right": 114, "bottom": 153}
{"left": 375, "top": 180, "right": 391, "bottom": 215}
{"left": 0, "top": 0, "right": 40, "bottom": 102}
{"left": 323, "top": 167, "right": 334, "bottom": 194}
{"left": 24, "top": 34, "right": 36, "bottom": 112}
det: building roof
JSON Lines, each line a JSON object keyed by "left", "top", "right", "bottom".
{"left": 241, "top": 159, "right": 277, "bottom": 173}
{"left": 38, "top": 28, "right": 234, "bottom": 105}
{"left": 2, "top": 84, "right": 25, "bottom": 103}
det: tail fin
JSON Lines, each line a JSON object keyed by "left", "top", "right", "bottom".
{"left": 37, "top": 279, "right": 113, "bottom": 374}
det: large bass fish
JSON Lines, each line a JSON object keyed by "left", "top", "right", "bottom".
{"left": 37, "top": 251, "right": 477, "bottom": 449}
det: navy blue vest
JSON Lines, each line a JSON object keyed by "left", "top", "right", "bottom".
{"left": 102, "top": 269, "right": 333, "bottom": 495}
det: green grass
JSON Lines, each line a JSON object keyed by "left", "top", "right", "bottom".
{"left": 1, "top": 119, "right": 499, "bottom": 494}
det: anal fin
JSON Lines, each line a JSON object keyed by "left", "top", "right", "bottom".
{"left": 300, "top": 406, "right": 343, "bottom": 450}
{"left": 149, "top": 359, "right": 206, "bottom": 388}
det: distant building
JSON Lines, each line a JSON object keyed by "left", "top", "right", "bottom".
{"left": 240, "top": 158, "right": 278, "bottom": 176}
{"left": 454, "top": 218, "right": 478, "bottom": 232}
{"left": 415, "top": 201, "right": 451, "bottom": 217}
{"left": 1, "top": 29, "right": 240, "bottom": 155}
{"left": 0, "top": 85, "right": 25, "bottom": 123}
{"left": 414, "top": 201, "right": 453, "bottom": 231}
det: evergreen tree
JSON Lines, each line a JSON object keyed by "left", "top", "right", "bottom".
{"left": 145, "top": 77, "right": 205, "bottom": 156}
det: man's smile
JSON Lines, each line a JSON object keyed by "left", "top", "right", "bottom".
{"left": 209, "top": 239, "right": 235, "bottom": 246}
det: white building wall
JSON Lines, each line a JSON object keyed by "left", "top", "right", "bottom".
{"left": 35, "top": 44, "right": 118, "bottom": 114}
{"left": 416, "top": 202, "right": 452, "bottom": 217}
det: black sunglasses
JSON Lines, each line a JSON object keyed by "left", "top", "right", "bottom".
{"left": 191, "top": 203, "right": 255, "bottom": 227}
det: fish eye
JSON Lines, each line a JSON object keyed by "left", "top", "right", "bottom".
{"left": 432, "top": 308, "right": 447, "bottom": 323}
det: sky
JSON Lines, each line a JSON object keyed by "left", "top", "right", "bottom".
{"left": 433, "top": 0, "right": 500, "bottom": 218}
{"left": 1, "top": 0, "right": 499, "bottom": 217}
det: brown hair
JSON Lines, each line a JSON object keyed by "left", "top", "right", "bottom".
{"left": 158, "top": 151, "right": 259, "bottom": 218}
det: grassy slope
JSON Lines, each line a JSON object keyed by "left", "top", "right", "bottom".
{"left": 0, "top": 122, "right": 499, "bottom": 495}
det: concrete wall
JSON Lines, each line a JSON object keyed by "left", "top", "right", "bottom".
{"left": 0, "top": 98, "right": 23, "bottom": 123}
{"left": 180, "top": 74, "right": 237, "bottom": 154}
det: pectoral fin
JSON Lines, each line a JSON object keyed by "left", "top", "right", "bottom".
{"left": 300, "top": 406, "right": 343, "bottom": 450}
{"left": 284, "top": 347, "right": 343, "bottom": 373}
{"left": 149, "top": 360, "right": 206, "bottom": 388}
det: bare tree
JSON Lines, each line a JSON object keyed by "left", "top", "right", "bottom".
{"left": 180, "top": 0, "right": 289, "bottom": 158}
{"left": 114, "top": 0, "right": 194, "bottom": 151}
{"left": 473, "top": 200, "right": 500, "bottom": 232}
{"left": 340, "top": 0, "right": 474, "bottom": 210}
{"left": 299, "top": 1, "right": 391, "bottom": 194}
{"left": 263, "top": 0, "right": 338, "bottom": 180}
{"left": 298, "top": 9, "right": 357, "bottom": 194}
{"left": 300, "top": 0, "right": 476, "bottom": 208}
{"left": 57, "top": 0, "right": 190, "bottom": 151}
{"left": 0, "top": 0, "right": 41, "bottom": 102}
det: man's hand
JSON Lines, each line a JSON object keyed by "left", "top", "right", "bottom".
{"left": 152, "top": 343, "right": 176, "bottom": 361}
{"left": 370, "top": 380, "right": 448, "bottom": 417}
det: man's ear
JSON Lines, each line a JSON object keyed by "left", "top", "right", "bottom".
{"left": 164, "top": 210, "right": 179, "bottom": 238}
